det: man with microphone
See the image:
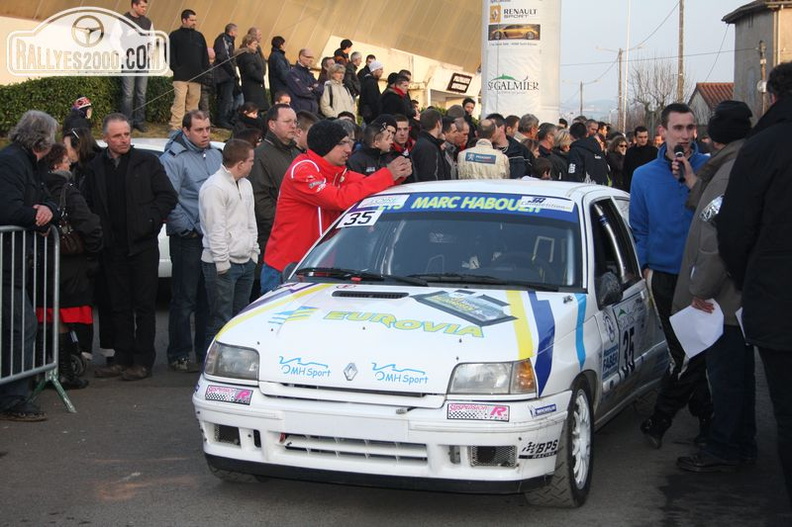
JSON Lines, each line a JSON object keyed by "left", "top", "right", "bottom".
{"left": 629, "top": 103, "right": 710, "bottom": 450}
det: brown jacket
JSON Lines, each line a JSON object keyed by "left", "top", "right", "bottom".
{"left": 672, "top": 140, "right": 744, "bottom": 326}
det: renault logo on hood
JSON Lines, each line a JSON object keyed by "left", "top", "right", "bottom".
{"left": 343, "top": 363, "right": 358, "bottom": 381}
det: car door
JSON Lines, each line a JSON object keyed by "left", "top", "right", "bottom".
{"left": 590, "top": 197, "right": 662, "bottom": 414}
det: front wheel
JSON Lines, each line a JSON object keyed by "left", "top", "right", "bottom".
{"left": 525, "top": 378, "right": 593, "bottom": 507}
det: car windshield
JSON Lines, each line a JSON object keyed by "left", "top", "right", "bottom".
{"left": 296, "top": 192, "right": 583, "bottom": 290}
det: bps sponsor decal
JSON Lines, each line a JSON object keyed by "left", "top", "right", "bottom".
{"left": 7, "top": 7, "right": 168, "bottom": 76}
{"left": 519, "top": 439, "right": 559, "bottom": 459}
{"left": 447, "top": 403, "right": 510, "bottom": 422}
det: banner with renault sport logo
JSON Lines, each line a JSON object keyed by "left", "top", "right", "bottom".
{"left": 481, "top": 0, "right": 560, "bottom": 123}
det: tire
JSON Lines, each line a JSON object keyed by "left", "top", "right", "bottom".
{"left": 525, "top": 378, "right": 593, "bottom": 507}
{"left": 207, "top": 459, "right": 257, "bottom": 483}
{"left": 494, "top": 32, "right": 502, "bottom": 40}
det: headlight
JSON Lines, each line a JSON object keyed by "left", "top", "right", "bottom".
{"left": 448, "top": 359, "right": 537, "bottom": 395}
{"left": 204, "top": 341, "right": 259, "bottom": 381}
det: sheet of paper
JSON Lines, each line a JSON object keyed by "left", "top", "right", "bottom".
{"left": 669, "top": 300, "right": 724, "bottom": 358}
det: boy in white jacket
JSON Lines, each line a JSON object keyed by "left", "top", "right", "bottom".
{"left": 199, "top": 139, "right": 259, "bottom": 340}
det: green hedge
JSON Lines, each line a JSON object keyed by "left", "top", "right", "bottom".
{"left": 0, "top": 75, "right": 177, "bottom": 135}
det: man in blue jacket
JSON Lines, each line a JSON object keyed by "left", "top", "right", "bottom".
{"left": 161, "top": 110, "right": 222, "bottom": 372}
{"left": 286, "top": 49, "right": 322, "bottom": 115}
{"left": 630, "top": 102, "right": 710, "bottom": 449}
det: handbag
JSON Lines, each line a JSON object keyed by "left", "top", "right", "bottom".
{"left": 58, "top": 183, "right": 85, "bottom": 256}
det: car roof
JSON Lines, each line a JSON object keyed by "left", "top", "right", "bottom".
{"left": 376, "top": 179, "right": 628, "bottom": 204}
{"left": 96, "top": 137, "right": 226, "bottom": 153}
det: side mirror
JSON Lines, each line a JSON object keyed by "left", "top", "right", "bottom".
{"left": 596, "top": 271, "right": 623, "bottom": 308}
{"left": 282, "top": 262, "right": 298, "bottom": 282}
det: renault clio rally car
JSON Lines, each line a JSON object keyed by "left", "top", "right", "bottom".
{"left": 193, "top": 180, "right": 668, "bottom": 507}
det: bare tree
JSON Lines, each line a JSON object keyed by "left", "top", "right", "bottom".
{"left": 628, "top": 54, "right": 693, "bottom": 132}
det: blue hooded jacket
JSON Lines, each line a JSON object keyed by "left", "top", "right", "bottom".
{"left": 160, "top": 132, "right": 222, "bottom": 236}
{"left": 629, "top": 143, "right": 709, "bottom": 274}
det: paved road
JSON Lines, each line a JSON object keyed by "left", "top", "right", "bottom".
{"left": 1, "top": 304, "right": 790, "bottom": 527}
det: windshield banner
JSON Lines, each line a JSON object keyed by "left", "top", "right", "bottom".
{"left": 351, "top": 192, "right": 577, "bottom": 221}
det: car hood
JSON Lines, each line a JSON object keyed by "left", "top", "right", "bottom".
{"left": 214, "top": 282, "right": 586, "bottom": 395}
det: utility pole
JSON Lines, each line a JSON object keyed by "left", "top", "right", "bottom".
{"left": 617, "top": 48, "right": 624, "bottom": 131}
{"left": 677, "top": 0, "right": 685, "bottom": 102}
{"left": 759, "top": 40, "right": 768, "bottom": 115}
{"left": 580, "top": 81, "right": 584, "bottom": 116}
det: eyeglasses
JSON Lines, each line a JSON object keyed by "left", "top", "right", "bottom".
{"left": 618, "top": 144, "right": 627, "bottom": 149}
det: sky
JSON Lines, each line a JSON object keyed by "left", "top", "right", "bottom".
{"left": 559, "top": 0, "right": 749, "bottom": 119}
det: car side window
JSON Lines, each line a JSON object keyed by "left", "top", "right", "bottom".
{"left": 590, "top": 199, "right": 640, "bottom": 288}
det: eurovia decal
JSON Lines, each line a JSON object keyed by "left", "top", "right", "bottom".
{"left": 488, "top": 73, "right": 540, "bottom": 93}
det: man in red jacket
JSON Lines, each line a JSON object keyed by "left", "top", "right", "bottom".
{"left": 260, "top": 119, "right": 411, "bottom": 294}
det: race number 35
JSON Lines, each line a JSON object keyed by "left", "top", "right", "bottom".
{"left": 338, "top": 209, "right": 383, "bottom": 228}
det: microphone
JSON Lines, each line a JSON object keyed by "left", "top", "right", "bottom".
{"left": 673, "top": 145, "right": 685, "bottom": 182}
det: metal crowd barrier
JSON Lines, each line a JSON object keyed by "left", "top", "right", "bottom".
{"left": 0, "top": 225, "right": 75, "bottom": 413}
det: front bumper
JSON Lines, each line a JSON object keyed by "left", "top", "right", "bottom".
{"left": 193, "top": 376, "right": 570, "bottom": 490}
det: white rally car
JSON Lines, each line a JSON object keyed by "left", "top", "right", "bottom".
{"left": 193, "top": 180, "right": 668, "bottom": 507}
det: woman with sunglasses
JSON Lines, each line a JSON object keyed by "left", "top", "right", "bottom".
{"left": 607, "top": 135, "right": 629, "bottom": 192}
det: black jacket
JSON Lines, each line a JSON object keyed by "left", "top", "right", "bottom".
{"left": 249, "top": 131, "right": 301, "bottom": 253}
{"left": 347, "top": 146, "right": 390, "bottom": 176}
{"left": 409, "top": 131, "right": 451, "bottom": 183}
{"left": 379, "top": 89, "right": 413, "bottom": 118}
{"left": 565, "top": 136, "right": 609, "bottom": 185}
{"left": 84, "top": 147, "right": 177, "bottom": 256}
{"left": 212, "top": 32, "right": 237, "bottom": 85}
{"left": 623, "top": 144, "right": 658, "bottom": 192}
{"left": 358, "top": 73, "right": 381, "bottom": 124}
{"left": 718, "top": 96, "right": 792, "bottom": 350}
{"left": 606, "top": 151, "right": 626, "bottom": 191}
{"left": 0, "top": 143, "right": 59, "bottom": 285}
{"left": 42, "top": 170, "right": 103, "bottom": 307}
{"left": 237, "top": 51, "right": 268, "bottom": 110}
{"left": 344, "top": 62, "right": 361, "bottom": 97}
{"left": 169, "top": 27, "right": 209, "bottom": 82}
{"left": 267, "top": 47, "right": 290, "bottom": 99}
{"left": 539, "top": 145, "right": 568, "bottom": 181}
{"left": 502, "top": 136, "right": 533, "bottom": 179}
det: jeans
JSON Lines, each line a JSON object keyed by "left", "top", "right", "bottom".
{"left": 167, "top": 235, "right": 209, "bottom": 363}
{"left": 260, "top": 262, "right": 283, "bottom": 296}
{"left": 703, "top": 325, "right": 756, "bottom": 461}
{"left": 215, "top": 81, "right": 235, "bottom": 126}
{"left": 651, "top": 271, "right": 712, "bottom": 420}
{"left": 102, "top": 245, "right": 159, "bottom": 369}
{"left": 0, "top": 281, "right": 38, "bottom": 411}
{"left": 120, "top": 75, "right": 148, "bottom": 125}
{"left": 758, "top": 347, "right": 792, "bottom": 507}
{"left": 203, "top": 260, "right": 255, "bottom": 342}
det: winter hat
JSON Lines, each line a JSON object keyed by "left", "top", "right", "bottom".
{"left": 707, "top": 100, "right": 752, "bottom": 144}
{"left": 72, "top": 96, "right": 92, "bottom": 111}
{"left": 369, "top": 60, "right": 384, "bottom": 73}
{"left": 308, "top": 119, "right": 349, "bottom": 157}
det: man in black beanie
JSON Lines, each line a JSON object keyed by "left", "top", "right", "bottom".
{"left": 260, "top": 120, "right": 412, "bottom": 294}
{"left": 670, "top": 99, "right": 754, "bottom": 473}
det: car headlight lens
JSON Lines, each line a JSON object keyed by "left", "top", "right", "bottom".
{"left": 448, "top": 359, "right": 537, "bottom": 395}
{"left": 204, "top": 341, "right": 259, "bottom": 381}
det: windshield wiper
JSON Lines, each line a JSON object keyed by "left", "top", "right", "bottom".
{"left": 408, "top": 273, "right": 560, "bottom": 291}
{"left": 295, "top": 267, "right": 428, "bottom": 286}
